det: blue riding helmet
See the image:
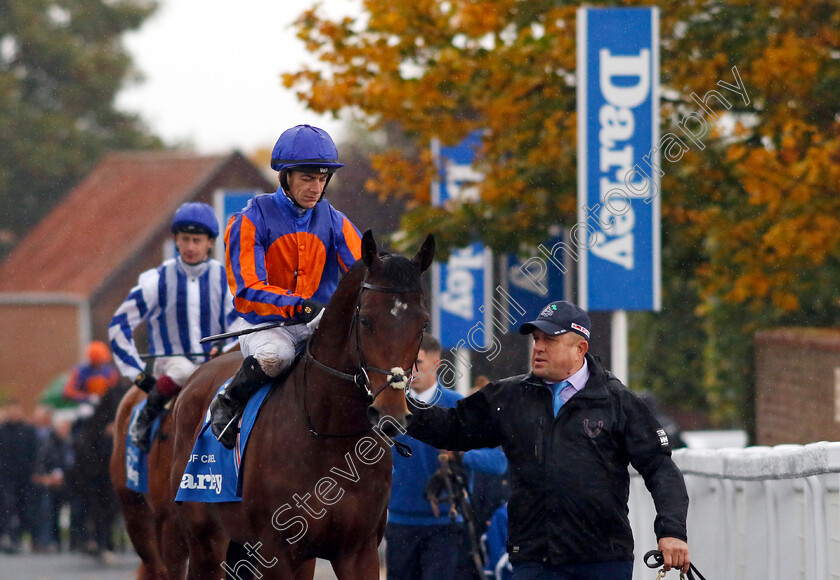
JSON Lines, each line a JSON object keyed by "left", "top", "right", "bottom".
{"left": 171, "top": 202, "right": 219, "bottom": 238}
{"left": 271, "top": 125, "right": 344, "bottom": 203}
{"left": 270, "top": 125, "right": 345, "bottom": 173}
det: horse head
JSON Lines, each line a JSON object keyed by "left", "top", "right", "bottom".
{"left": 308, "top": 230, "right": 434, "bottom": 438}
{"left": 358, "top": 230, "right": 434, "bottom": 435}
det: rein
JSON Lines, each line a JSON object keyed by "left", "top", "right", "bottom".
{"left": 644, "top": 550, "right": 708, "bottom": 580}
{"left": 302, "top": 278, "right": 424, "bottom": 444}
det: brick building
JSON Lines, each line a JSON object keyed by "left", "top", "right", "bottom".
{"left": 0, "top": 151, "right": 272, "bottom": 410}
{"left": 755, "top": 327, "right": 840, "bottom": 445}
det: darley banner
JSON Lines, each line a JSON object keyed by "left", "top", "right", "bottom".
{"left": 576, "top": 7, "right": 661, "bottom": 312}
{"left": 431, "top": 132, "right": 493, "bottom": 350}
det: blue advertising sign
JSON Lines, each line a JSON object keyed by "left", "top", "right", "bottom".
{"left": 505, "top": 234, "right": 565, "bottom": 330}
{"left": 431, "top": 132, "right": 492, "bottom": 349}
{"left": 577, "top": 7, "right": 661, "bottom": 311}
{"left": 212, "top": 189, "right": 263, "bottom": 262}
{"left": 433, "top": 243, "right": 492, "bottom": 349}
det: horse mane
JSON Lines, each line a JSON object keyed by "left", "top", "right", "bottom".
{"left": 347, "top": 251, "right": 423, "bottom": 292}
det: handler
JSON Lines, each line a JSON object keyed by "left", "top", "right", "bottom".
{"left": 406, "top": 300, "right": 690, "bottom": 580}
{"left": 210, "top": 124, "right": 362, "bottom": 449}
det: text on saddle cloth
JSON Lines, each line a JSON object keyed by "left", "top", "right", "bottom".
{"left": 124, "top": 399, "right": 166, "bottom": 494}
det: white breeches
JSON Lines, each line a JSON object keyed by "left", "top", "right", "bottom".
{"left": 233, "top": 316, "right": 319, "bottom": 377}
{"left": 152, "top": 356, "right": 198, "bottom": 387}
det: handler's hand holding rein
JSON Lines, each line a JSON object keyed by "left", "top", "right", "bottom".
{"left": 645, "top": 538, "right": 698, "bottom": 578}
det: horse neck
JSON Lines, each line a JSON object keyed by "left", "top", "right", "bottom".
{"left": 294, "top": 266, "right": 374, "bottom": 433}
{"left": 309, "top": 265, "right": 366, "bottom": 373}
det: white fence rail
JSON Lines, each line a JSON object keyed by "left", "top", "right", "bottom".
{"left": 629, "top": 441, "right": 840, "bottom": 580}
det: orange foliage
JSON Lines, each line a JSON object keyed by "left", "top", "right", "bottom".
{"left": 283, "top": 0, "right": 840, "bottom": 317}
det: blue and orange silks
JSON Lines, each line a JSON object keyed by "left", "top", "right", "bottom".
{"left": 225, "top": 190, "right": 362, "bottom": 324}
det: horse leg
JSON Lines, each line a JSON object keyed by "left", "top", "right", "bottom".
{"left": 331, "top": 543, "right": 381, "bottom": 580}
{"left": 250, "top": 555, "right": 307, "bottom": 580}
{"left": 158, "top": 512, "right": 188, "bottom": 580}
{"left": 115, "top": 489, "right": 167, "bottom": 578}
{"left": 293, "top": 559, "right": 316, "bottom": 580}
{"left": 184, "top": 520, "right": 229, "bottom": 580}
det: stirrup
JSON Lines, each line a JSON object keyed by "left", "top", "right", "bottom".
{"left": 216, "top": 414, "right": 240, "bottom": 443}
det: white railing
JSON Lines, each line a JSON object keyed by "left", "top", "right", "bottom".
{"left": 629, "top": 441, "right": 840, "bottom": 580}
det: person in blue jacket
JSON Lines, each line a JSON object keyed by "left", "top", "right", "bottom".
{"left": 386, "top": 334, "right": 507, "bottom": 580}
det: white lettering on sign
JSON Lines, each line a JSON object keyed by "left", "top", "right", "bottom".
{"left": 593, "top": 48, "right": 652, "bottom": 270}
{"left": 440, "top": 246, "right": 484, "bottom": 320}
{"left": 599, "top": 49, "right": 651, "bottom": 108}
{"left": 508, "top": 260, "right": 548, "bottom": 297}
{"left": 445, "top": 163, "right": 483, "bottom": 203}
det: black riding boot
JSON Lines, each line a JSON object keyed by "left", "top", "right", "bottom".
{"left": 130, "top": 388, "right": 170, "bottom": 453}
{"left": 210, "top": 356, "right": 271, "bottom": 449}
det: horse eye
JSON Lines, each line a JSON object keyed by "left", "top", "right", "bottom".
{"left": 359, "top": 315, "right": 372, "bottom": 329}
{"left": 422, "top": 321, "right": 430, "bottom": 332}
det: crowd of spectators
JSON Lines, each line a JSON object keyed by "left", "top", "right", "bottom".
{"left": 0, "top": 399, "right": 108, "bottom": 555}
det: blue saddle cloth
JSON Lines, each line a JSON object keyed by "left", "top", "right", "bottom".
{"left": 174, "top": 379, "right": 272, "bottom": 503}
{"left": 124, "top": 399, "right": 165, "bottom": 493}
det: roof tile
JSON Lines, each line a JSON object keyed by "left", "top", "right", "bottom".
{"left": 0, "top": 151, "right": 263, "bottom": 296}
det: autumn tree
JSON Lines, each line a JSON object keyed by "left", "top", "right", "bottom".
{"left": 0, "top": 0, "right": 162, "bottom": 252}
{"left": 284, "top": 0, "right": 840, "bottom": 429}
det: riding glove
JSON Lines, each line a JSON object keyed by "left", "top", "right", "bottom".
{"left": 300, "top": 299, "right": 325, "bottom": 323}
{"left": 134, "top": 372, "right": 157, "bottom": 393}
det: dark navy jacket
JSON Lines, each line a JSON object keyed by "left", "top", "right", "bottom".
{"left": 407, "top": 354, "right": 688, "bottom": 565}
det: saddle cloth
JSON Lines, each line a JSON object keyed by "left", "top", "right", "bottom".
{"left": 174, "top": 379, "right": 272, "bottom": 503}
{"left": 124, "top": 399, "right": 165, "bottom": 494}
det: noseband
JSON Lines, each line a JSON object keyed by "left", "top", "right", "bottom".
{"left": 303, "top": 279, "right": 425, "bottom": 439}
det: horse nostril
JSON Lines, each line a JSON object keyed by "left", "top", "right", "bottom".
{"left": 366, "top": 406, "right": 380, "bottom": 426}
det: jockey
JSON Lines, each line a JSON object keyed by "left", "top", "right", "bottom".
{"left": 209, "top": 124, "right": 362, "bottom": 449}
{"left": 62, "top": 341, "right": 120, "bottom": 405}
{"left": 109, "top": 202, "right": 237, "bottom": 453}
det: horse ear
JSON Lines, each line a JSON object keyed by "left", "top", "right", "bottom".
{"left": 411, "top": 234, "right": 435, "bottom": 273}
{"left": 361, "top": 230, "right": 379, "bottom": 268}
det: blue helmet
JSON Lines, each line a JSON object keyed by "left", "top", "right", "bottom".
{"left": 171, "top": 202, "right": 219, "bottom": 238}
{"left": 270, "top": 125, "right": 345, "bottom": 173}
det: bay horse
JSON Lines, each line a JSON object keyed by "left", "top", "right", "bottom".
{"left": 170, "top": 230, "right": 434, "bottom": 579}
{"left": 110, "top": 378, "right": 194, "bottom": 579}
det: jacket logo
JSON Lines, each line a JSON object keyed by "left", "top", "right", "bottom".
{"left": 657, "top": 428, "right": 669, "bottom": 446}
{"left": 583, "top": 419, "right": 603, "bottom": 438}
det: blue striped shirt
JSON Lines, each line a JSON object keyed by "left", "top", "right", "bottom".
{"left": 108, "top": 257, "right": 237, "bottom": 378}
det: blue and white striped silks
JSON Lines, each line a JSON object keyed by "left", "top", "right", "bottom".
{"left": 109, "top": 256, "right": 237, "bottom": 379}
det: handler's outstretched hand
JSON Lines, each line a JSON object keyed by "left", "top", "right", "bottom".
{"left": 658, "top": 537, "right": 690, "bottom": 573}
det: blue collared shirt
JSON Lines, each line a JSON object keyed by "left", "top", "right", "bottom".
{"left": 548, "top": 358, "right": 590, "bottom": 415}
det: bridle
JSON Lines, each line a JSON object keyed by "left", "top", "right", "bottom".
{"left": 302, "top": 278, "right": 427, "bottom": 440}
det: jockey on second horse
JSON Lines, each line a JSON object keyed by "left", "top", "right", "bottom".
{"left": 109, "top": 202, "right": 237, "bottom": 453}
{"left": 209, "top": 123, "right": 363, "bottom": 449}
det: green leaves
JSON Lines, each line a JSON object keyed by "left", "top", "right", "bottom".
{"left": 0, "top": 0, "right": 161, "bottom": 252}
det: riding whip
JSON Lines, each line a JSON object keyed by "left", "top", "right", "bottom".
{"left": 199, "top": 320, "right": 291, "bottom": 344}
{"left": 140, "top": 352, "right": 210, "bottom": 359}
